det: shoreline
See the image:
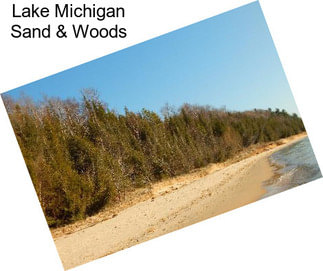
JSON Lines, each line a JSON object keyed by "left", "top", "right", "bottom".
{"left": 54, "top": 133, "right": 307, "bottom": 269}
{"left": 51, "top": 132, "right": 306, "bottom": 239}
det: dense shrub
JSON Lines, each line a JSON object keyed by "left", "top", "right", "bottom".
{"left": 2, "top": 91, "right": 305, "bottom": 226}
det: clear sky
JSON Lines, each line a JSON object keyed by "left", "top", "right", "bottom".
{"left": 4, "top": 1, "right": 300, "bottom": 115}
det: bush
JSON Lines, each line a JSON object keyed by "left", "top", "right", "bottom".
{"left": 2, "top": 91, "right": 305, "bottom": 226}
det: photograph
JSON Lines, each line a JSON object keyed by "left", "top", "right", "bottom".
{"left": 1, "top": 1, "right": 321, "bottom": 269}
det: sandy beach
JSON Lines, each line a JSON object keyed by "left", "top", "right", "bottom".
{"left": 54, "top": 133, "right": 306, "bottom": 269}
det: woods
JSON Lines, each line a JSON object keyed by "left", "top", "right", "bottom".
{"left": 2, "top": 91, "right": 305, "bottom": 227}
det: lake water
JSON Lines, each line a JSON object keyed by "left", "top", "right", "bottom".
{"left": 263, "top": 137, "right": 322, "bottom": 198}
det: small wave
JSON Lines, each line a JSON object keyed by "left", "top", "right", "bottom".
{"left": 263, "top": 137, "right": 321, "bottom": 198}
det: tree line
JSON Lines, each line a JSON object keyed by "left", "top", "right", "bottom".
{"left": 2, "top": 91, "right": 305, "bottom": 227}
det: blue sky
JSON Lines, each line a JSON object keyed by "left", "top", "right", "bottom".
{"left": 4, "top": 1, "right": 300, "bottom": 115}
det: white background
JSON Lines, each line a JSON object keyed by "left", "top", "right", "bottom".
{"left": 0, "top": 0, "right": 322, "bottom": 270}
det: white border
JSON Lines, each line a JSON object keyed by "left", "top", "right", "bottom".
{"left": 0, "top": 0, "right": 322, "bottom": 270}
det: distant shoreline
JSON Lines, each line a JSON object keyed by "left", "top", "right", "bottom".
{"left": 53, "top": 133, "right": 307, "bottom": 269}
